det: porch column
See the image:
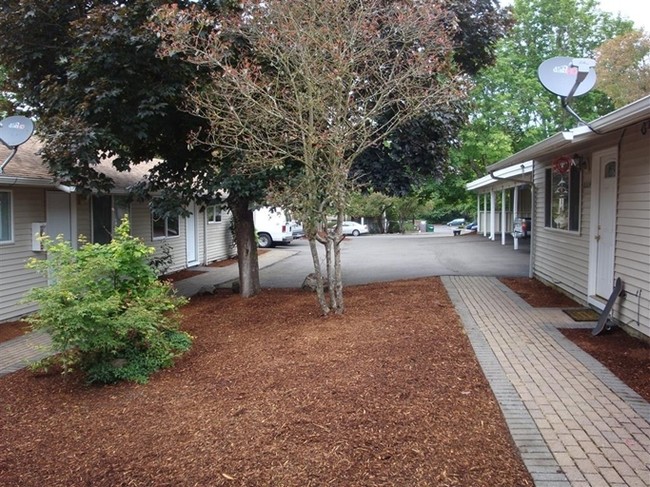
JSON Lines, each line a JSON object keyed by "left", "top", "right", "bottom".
{"left": 490, "top": 190, "right": 496, "bottom": 241}
{"left": 513, "top": 185, "right": 519, "bottom": 250}
{"left": 476, "top": 194, "right": 480, "bottom": 233}
{"left": 483, "top": 193, "right": 488, "bottom": 237}
{"left": 501, "top": 188, "right": 506, "bottom": 245}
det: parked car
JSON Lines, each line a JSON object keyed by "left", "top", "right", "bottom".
{"left": 290, "top": 221, "right": 305, "bottom": 239}
{"left": 466, "top": 222, "right": 478, "bottom": 231}
{"left": 446, "top": 218, "right": 466, "bottom": 227}
{"left": 341, "top": 221, "right": 369, "bottom": 236}
{"left": 253, "top": 207, "right": 293, "bottom": 248}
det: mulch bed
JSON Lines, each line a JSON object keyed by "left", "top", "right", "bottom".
{"left": 499, "top": 277, "right": 580, "bottom": 308}
{"left": 161, "top": 268, "right": 207, "bottom": 283}
{"left": 0, "top": 278, "right": 533, "bottom": 486}
{"left": 560, "top": 327, "right": 650, "bottom": 403}
{"left": 0, "top": 320, "right": 31, "bottom": 343}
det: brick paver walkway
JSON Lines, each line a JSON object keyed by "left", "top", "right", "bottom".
{"left": 0, "top": 330, "right": 52, "bottom": 377}
{"left": 443, "top": 276, "right": 650, "bottom": 487}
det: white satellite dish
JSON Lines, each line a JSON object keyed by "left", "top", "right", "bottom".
{"left": 538, "top": 56, "right": 600, "bottom": 132}
{"left": 0, "top": 115, "right": 36, "bottom": 174}
{"left": 538, "top": 56, "right": 597, "bottom": 100}
{"left": 0, "top": 115, "right": 34, "bottom": 148}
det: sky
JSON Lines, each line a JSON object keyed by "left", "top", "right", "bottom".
{"left": 500, "top": 0, "right": 650, "bottom": 32}
{"left": 596, "top": 0, "right": 650, "bottom": 31}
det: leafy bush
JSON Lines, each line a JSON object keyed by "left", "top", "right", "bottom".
{"left": 24, "top": 217, "right": 191, "bottom": 384}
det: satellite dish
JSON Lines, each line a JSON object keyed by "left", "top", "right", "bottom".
{"left": 0, "top": 116, "right": 36, "bottom": 174}
{"left": 0, "top": 115, "right": 35, "bottom": 148}
{"left": 538, "top": 56, "right": 597, "bottom": 98}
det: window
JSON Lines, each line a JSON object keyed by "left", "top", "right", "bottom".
{"left": 92, "top": 195, "right": 129, "bottom": 244}
{"left": 206, "top": 205, "right": 222, "bottom": 224}
{"left": 544, "top": 164, "right": 581, "bottom": 231}
{"left": 0, "top": 190, "right": 12, "bottom": 243}
{"left": 152, "top": 213, "right": 180, "bottom": 239}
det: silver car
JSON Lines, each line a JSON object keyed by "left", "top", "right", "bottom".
{"left": 446, "top": 218, "right": 466, "bottom": 227}
{"left": 341, "top": 221, "right": 369, "bottom": 236}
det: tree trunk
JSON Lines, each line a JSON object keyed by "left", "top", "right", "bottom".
{"left": 231, "top": 198, "right": 261, "bottom": 298}
{"left": 308, "top": 237, "right": 330, "bottom": 314}
{"left": 332, "top": 210, "right": 345, "bottom": 314}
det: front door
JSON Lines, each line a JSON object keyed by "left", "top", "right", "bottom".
{"left": 589, "top": 149, "right": 617, "bottom": 301}
{"left": 186, "top": 204, "right": 198, "bottom": 266}
{"left": 46, "top": 191, "right": 73, "bottom": 245}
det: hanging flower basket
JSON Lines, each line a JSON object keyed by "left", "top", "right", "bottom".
{"left": 552, "top": 155, "right": 573, "bottom": 174}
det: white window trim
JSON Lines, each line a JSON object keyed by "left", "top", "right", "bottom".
{"left": 206, "top": 204, "right": 223, "bottom": 224}
{"left": 0, "top": 189, "right": 14, "bottom": 245}
{"left": 152, "top": 213, "right": 180, "bottom": 240}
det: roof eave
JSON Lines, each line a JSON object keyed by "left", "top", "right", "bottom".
{"left": 0, "top": 175, "right": 58, "bottom": 187}
{"left": 466, "top": 161, "right": 533, "bottom": 191}
{"left": 487, "top": 95, "right": 650, "bottom": 172}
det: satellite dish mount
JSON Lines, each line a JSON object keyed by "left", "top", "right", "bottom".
{"left": 0, "top": 115, "right": 35, "bottom": 174}
{"left": 537, "top": 56, "right": 601, "bottom": 133}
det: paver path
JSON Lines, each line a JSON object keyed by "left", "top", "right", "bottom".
{"left": 0, "top": 330, "right": 51, "bottom": 377}
{"left": 443, "top": 276, "right": 650, "bottom": 487}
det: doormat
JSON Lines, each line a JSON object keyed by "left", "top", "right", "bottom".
{"left": 563, "top": 308, "right": 600, "bottom": 322}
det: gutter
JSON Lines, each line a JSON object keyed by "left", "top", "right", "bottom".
{"left": 488, "top": 166, "right": 531, "bottom": 185}
{"left": 487, "top": 95, "right": 650, "bottom": 172}
{"left": 55, "top": 184, "right": 76, "bottom": 193}
{"left": 0, "top": 176, "right": 58, "bottom": 187}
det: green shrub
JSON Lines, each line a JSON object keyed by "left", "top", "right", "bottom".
{"left": 24, "top": 217, "right": 191, "bottom": 384}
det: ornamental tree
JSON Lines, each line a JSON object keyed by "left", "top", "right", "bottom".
{"left": 154, "top": 0, "right": 472, "bottom": 314}
{"left": 0, "top": 0, "right": 281, "bottom": 298}
{"left": 596, "top": 29, "right": 650, "bottom": 108}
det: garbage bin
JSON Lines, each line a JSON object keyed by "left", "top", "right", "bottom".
{"left": 426, "top": 224, "right": 434, "bottom": 232}
{"left": 513, "top": 217, "right": 531, "bottom": 238}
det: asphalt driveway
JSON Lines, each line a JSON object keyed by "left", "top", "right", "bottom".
{"left": 259, "top": 226, "right": 531, "bottom": 288}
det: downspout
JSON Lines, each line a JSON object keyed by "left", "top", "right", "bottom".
{"left": 501, "top": 188, "right": 506, "bottom": 245}
{"left": 204, "top": 208, "right": 209, "bottom": 266}
{"left": 487, "top": 168, "right": 531, "bottom": 186}
{"left": 529, "top": 163, "right": 535, "bottom": 279}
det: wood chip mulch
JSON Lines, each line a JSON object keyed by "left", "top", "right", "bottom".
{"left": 0, "top": 277, "right": 533, "bottom": 487}
{"left": 0, "top": 320, "right": 31, "bottom": 343}
{"left": 498, "top": 277, "right": 581, "bottom": 308}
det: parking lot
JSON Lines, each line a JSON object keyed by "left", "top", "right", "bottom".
{"left": 259, "top": 227, "right": 531, "bottom": 288}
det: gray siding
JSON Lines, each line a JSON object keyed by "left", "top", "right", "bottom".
{"left": 203, "top": 209, "right": 235, "bottom": 264}
{"left": 128, "top": 201, "right": 187, "bottom": 274}
{"left": 0, "top": 187, "right": 47, "bottom": 322}
{"left": 531, "top": 123, "right": 649, "bottom": 338}
{"left": 613, "top": 126, "right": 650, "bottom": 337}
{"left": 532, "top": 163, "right": 591, "bottom": 302}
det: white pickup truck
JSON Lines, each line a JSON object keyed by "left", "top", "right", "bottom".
{"left": 253, "top": 207, "right": 294, "bottom": 248}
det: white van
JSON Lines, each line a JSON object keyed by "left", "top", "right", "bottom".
{"left": 253, "top": 207, "right": 293, "bottom": 248}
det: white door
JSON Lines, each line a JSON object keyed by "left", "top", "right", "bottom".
{"left": 186, "top": 205, "right": 198, "bottom": 266}
{"left": 589, "top": 149, "right": 617, "bottom": 300}
{"left": 46, "top": 191, "right": 73, "bottom": 244}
